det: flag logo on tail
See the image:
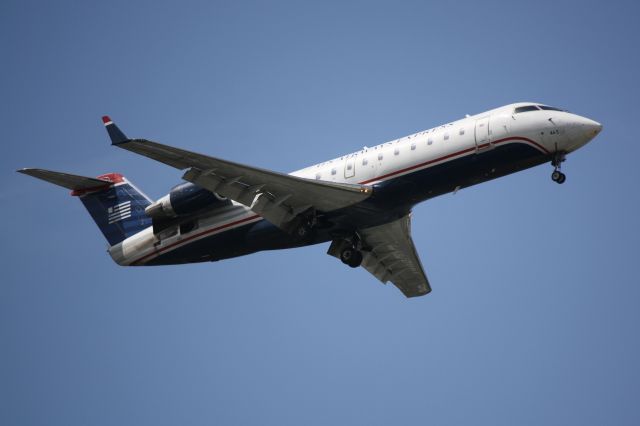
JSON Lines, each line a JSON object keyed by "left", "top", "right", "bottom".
{"left": 108, "top": 201, "right": 132, "bottom": 224}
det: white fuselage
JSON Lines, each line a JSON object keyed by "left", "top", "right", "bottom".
{"left": 292, "top": 102, "right": 600, "bottom": 184}
{"left": 109, "top": 102, "right": 601, "bottom": 266}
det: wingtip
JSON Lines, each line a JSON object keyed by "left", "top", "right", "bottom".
{"left": 102, "top": 116, "right": 129, "bottom": 144}
{"left": 17, "top": 168, "right": 45, "bottom": 178}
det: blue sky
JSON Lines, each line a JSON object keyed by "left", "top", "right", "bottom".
{"left": 2, "top": 1, "right": 640, "bottom": 425}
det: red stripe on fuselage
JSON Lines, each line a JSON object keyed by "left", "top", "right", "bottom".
{"left": 360, "top": 136, "right": 548, "bottom": 184}
{"left": 131, "top": 214, "right": 261, "bottom": 265}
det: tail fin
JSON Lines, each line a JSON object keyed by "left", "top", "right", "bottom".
{"left": 18, "top": 168, "right": 152, "bottom": 246}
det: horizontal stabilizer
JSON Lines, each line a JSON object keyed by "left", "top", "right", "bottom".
{"left": 18, "top": 168, "right": 152, "bottom": 245}
{"left": 17, "top": 168, "right": 112, "bottom": 191}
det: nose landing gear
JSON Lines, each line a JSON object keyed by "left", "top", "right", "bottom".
{"left": 551, "top": 170, "right": 566, "bottom": 184}
{"left": 551, "top": 151, "right": 567, "bottom": 184}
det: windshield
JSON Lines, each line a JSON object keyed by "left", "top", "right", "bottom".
{"left": 538, "top": 105, "right": 567, "bottom": 112}
{"left": 514, "top": 105, "right": 568, "bottom": 114}
{"left": 514, "top": 105, "right": 540, "bottom": 113}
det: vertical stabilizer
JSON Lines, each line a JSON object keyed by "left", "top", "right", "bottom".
{"left": 18, "top": 168, "right": 152, "bottom": 246}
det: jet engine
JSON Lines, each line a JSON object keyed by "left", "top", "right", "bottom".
{"left": 145, "top": 182, "right": 230, "bottom": 219}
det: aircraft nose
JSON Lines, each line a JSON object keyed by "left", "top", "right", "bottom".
{"left": 575, "top": 115, "right": 603, "bottom": 139}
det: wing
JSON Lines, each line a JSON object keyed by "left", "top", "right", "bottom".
{"left": 328, "top": 213, "right": 431, "bottom": 298}
{"left": 103, "top": 117, "right": 372, "bottom": 232}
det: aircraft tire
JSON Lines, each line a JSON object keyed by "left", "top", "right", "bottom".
{"left": 342, "top": 248, "right": 363, "bottom": 268}
{"left": 340, "top": 247, "right": 355, "bottom": 264}
{"left": 347, "top": 251, "right": 363, "bottom": 268}
{"left": 294, "top": 222, "right": 313, "bottom": 240}
{"left": 557, "top": 173, "right": 566, "bottom": 184}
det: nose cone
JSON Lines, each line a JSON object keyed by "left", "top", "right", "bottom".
{"left": 578, "top": 116, "right": 603, "bottom": 138}
{"left": 566, "top": 114, "right": 602, "bottom": 151}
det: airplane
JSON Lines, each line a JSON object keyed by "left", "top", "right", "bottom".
{"left": 18, "top": 102, "right": 602, "bottom": 298}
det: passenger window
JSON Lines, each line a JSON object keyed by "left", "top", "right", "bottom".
{"left": 362, "top": 158, "right": 368, "bottom": 166}
{"left": 459, "top": 128, "right": 465, "bottom": 135}
{"left": 427, "top": 138, "right": 433, "bottom": 145}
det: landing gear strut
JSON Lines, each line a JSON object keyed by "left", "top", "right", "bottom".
{"left": 551, "top": 151, "right": 567, "bottom": 184}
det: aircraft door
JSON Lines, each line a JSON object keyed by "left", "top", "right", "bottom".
{"left": 344, "top": 156, "right": 356, "bottom": 179}
{"left": 474, "top": 117, "right": 491, "bottom": 152}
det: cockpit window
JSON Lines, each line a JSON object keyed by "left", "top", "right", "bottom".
{"left": 514, "top": 105, "right": 540, "bottom": 114}
{"left": 538, "top": 105, "right": 566, "bottom": 112}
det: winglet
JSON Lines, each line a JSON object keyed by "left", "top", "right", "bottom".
{"left": 102, "top": 115, "right": 129, "bottom": 145}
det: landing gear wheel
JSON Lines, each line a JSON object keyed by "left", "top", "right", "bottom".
{"left": 292, "top": 210, "right": 318, "bottom": 241}
{"left": 295, "top": 223, "right": 311, "bottom": 239}
{"left": 340, "top": 247, "right": 363, "bottom": 268}
{"left": 340, "top": 247, "right": 355, "bottom": 264}
{"left": 551, "top": 171, "right": 566, "bottom": 184}
{"left": 557, "top": 172, "right": 566, "bottom": 184}
{"left": 551, "top": 150, "right": 567, "bottom": 185}
{"left": 348, "top": 251, "right": 363, "bottom": 268}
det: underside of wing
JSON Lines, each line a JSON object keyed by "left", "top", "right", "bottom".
{"left": 328, "top": 214, "right": 431, "bottom": 298}
{"left": 109, "top": 133, "right": 372, "bottom": 232}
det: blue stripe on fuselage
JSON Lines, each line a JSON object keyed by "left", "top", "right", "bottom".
{"left": 143, "top": 142, "right": 549, "bottom": 266}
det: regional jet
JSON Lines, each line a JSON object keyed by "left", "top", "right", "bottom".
{"left": 19, "top": 103, "right": 602, "bottom": 297}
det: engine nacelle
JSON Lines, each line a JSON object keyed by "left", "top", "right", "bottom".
{"left": 145, "top": 182, "right": 229, "bottom": 219}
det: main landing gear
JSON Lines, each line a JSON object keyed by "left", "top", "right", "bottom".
{"left": 338, "top": 233, "right": 364, "bottom": 268}
{"left": 340, "top": 246, "right": 363, "bottom": 268}
{"left": 551, "top": 151, "right": 567, "bottom": 184}
{"left": 327, "top": 233, "right": 365, "bottom": 268}
{"left": 294, "top": 221, "right": 312, "bottom": 239}
{"left": 292, "top": 210, "right": 318, "bottom": 241}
